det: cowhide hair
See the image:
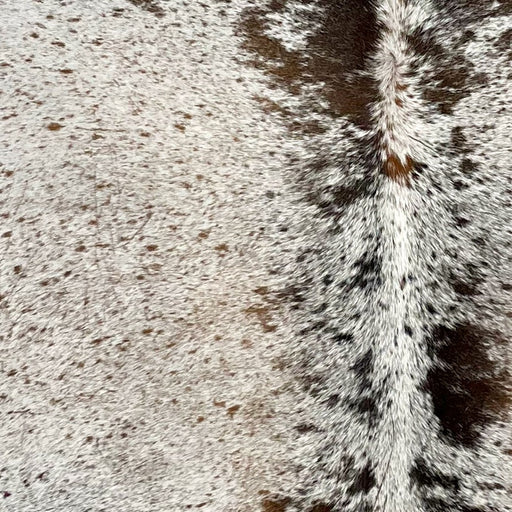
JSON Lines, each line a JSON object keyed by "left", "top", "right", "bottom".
{"left": 1, "top": 1, "right": 511, "bottom": 511}
{"left": 237, "top": 1, "right": 512, "bottom": 510}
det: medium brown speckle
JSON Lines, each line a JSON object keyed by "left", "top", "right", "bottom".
{"left": 47, "top": 122, "right": 64, "bottom": 131}
{"left": 227, "top": 405, "right": 241, "bottom": 418}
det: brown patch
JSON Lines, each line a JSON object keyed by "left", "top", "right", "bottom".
{"left": 244, "top": 305, "right": 277, "bottom": 333}
{"left": 47, "top": 122, "right": 63, "bottom": 131}
{"left": 383, "top": 152, "right": 414, "bottom": 185}
{"left": 227, "top": 404, "right": 241, "bottom": 418}
{"left": 237, "top": 1, "right": 380, "bottom": 129}
{"left": 126, "top": 0, "right": 165, "bottom": 17}
{"left": 308, "top": 504, "right": 335, "bottom": 512}
{"left": 410, "top": 457, "right": 460, "bottom": 493}
{"left": 407, "top": 28, "right": 475, "bottom": 115}
{"left": 214, "top": 243, "right": 229, "bottom": 252}
{"left": 254, "top": 286, "right": 269, "bottom": 296}
{"left": 262, "top": 498, "right": 291, "bottom": 512}
{"left": 294, "top": 423, "right": 318, "bottom": 434}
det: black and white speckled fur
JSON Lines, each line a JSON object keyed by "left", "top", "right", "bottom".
{"left": 239, "top": 1, "right": 512, "bottom": 511}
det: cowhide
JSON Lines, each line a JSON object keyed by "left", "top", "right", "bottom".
{"left": 1, "top": 1, "right": 511, "bottom": 511}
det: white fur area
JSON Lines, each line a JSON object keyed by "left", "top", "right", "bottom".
{"left": 372, "top": 0, "right": 435, "bottom": 169}
{"left": 0, "top": 1, "right": 305, "bottom": 511}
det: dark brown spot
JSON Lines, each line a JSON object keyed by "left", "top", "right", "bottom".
{"left": 424, "top": 323, "right": 511, "bottom": 447}
{"left": 126, "top": 0, "right": 166, "bottom": 17}
{"left": 226, "top": 405, "right": 241, "bottom": 418}
{"left": 410, "top": 457, "right": 460, "bottom": 492}
{"left": 294, "top": 423, "right": 319, "bottom": 434}
{"left": 47, "top": 122, "right": 63, "bottom": 131}
{"left": 349, "top": 249, "right": 382, "bottom": 290}
{"left": 308, "top": 504, "right": 335, "bottom": 512}
{"left": 352, "top": 349, "right": 374, "bottom": 388}
{"left": 305, "top": 161, "right": 373, "bottom": 215}
{"left": 460, "top": 158, "right": 478, "bottom": 175}
{"left": 146, "top": 244, "right": 158, "bottom": 252}
{"left": 407, "top": 27, "right": 474, "bottom": 114}
{"left": 495, "top": 28, "right": 512, "bottom": 54}
{"left": 350, "top": 395, "right": 380, "bottom": 422}
{"left": 347, "top": 463, "right": 376, "bottom": 494}
{"left": 451, "top": 126, "right": 472, "bottom": 154}
{"left": 261, "top": 497, "right": 291, "bottom": 512}
{"left": 450, "top": 272, "right": 482, "bottom": 296}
